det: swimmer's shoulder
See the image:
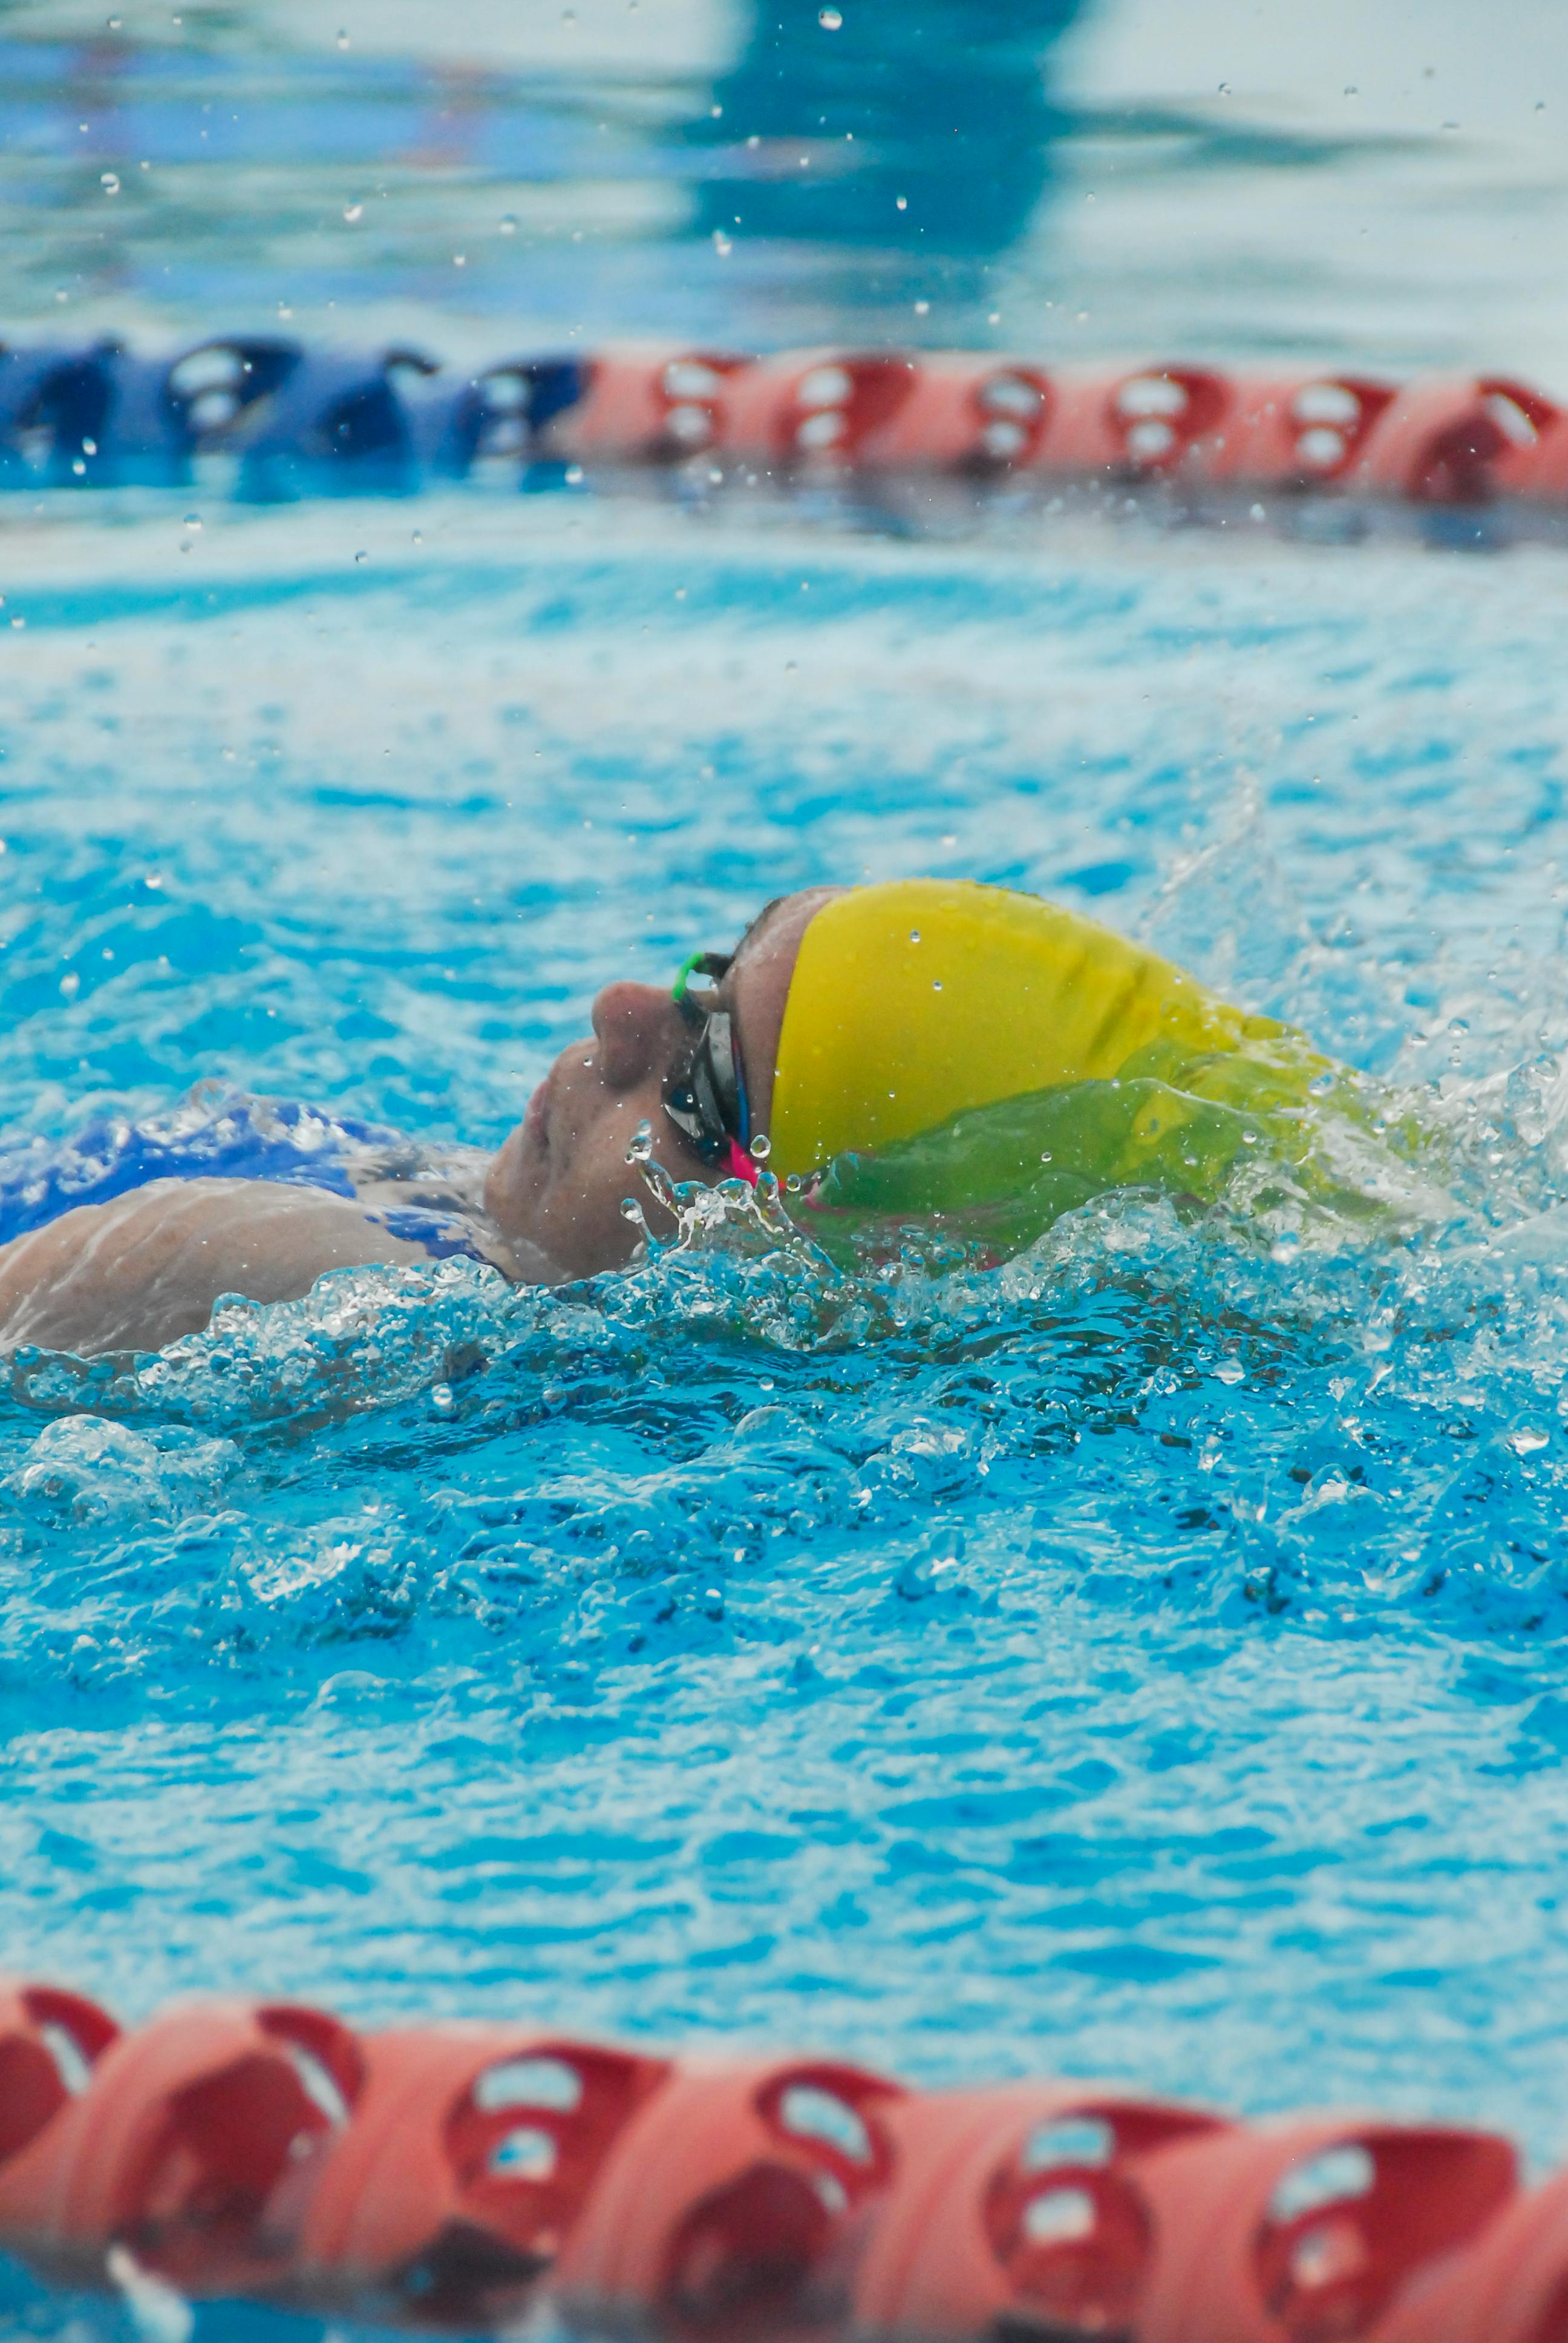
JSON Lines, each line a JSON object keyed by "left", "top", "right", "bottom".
{"left": 0, "top": 1175, "right": 519, "bottom": 1357}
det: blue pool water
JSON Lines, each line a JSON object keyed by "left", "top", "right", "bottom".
{"left": 4, "top": 494, "right": 1568, "bottom": 2175}
{"left": 5, "top": 2, "right": 1568, "bottom": 2331}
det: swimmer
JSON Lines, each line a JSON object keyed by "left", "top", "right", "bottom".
{"left": 0, "top": 880, "right": 1411, "bottom": 1357}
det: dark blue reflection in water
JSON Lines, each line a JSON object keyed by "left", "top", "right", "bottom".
{"left": 685, "top": 0, "right": 1083, "bottom": 261}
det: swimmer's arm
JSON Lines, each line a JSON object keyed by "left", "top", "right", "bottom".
{"left": 0, "top": 1178, "right": 484, "bottom": 1357}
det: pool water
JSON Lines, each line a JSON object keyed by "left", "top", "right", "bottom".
{"left": 6, "top": 2, "right": 1568, "bottom": 2332}
{"left": 4, "top": 491, "right": 1568, "bottom": 2193}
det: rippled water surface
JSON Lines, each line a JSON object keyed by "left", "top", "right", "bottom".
{"left": 4, "top": 494, "right": 1568, "bottom": 2171}
{"left": 5, "top": 5, "right": 1568, "bottom": 2332}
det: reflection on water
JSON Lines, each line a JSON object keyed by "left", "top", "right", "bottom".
{"left": 684, "top": 0, "right": 1082, "bottom": 267}
{"left": 0, "top": 0, "right": 1565, "bottom": 375}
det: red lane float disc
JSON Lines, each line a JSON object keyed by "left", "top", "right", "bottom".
{"left": 1192, "top": 375, "right": 1397, "bottom": 490}
{"left": 1027, "top": 364, "right": 1233, "bottom": 481}
{"left": 852, "top": 359, "right": 1055, "bottom": 473}
{"left": 849, "top": 2081, "right": 1227, "bottom": 2343}
{"left": 0, "top": 1997, "right": 363, "bottom": 2296}
{"left": 1352, "top": 377, "right": 1564, "bottom": 503}
{"left": 714, "top": 352, "right": 921, "bottom": 469}
{"left": 282, "top": 2024, "right": 671, "bottom": 2327}
{"left": 1127, "top": 2114, "right": 1517, "bottom": 2343}
{"left": 554, "top": 2054, "right": 906, "bottom": 2341}
{"left": 543, "top": 347, "right": 754, "bottom": 464}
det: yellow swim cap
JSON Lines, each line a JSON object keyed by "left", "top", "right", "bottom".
{"left": 768, "top": 879, "right": 1281, "bottom": 1179}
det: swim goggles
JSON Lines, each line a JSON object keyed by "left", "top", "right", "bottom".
{"left": 664, "top": 949, "right": 757, "bottom": 1182}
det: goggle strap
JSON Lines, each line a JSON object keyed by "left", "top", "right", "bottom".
{"left": 673, "top": 949, "right": 733, "bottom": 1024}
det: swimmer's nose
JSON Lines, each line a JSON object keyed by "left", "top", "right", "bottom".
{"left": 591, "top": 980, "right": 681, "bottom": 1092}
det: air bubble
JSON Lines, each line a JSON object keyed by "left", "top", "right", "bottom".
{"left": 430, "top": 1383, "right": 454, "bottom": 1414}
{"left": 499, "top": 214, "right": 517, "bottom": 234}
{"left": 818, "top": 5, "right": 843, "bottom": 22}
{"left": 750, "top": 1133, "right": 771, "bottom": 1162}
{"left": 183, "top": 512, "right": 201, "bottom": 530}
{"left": 100, "top": 171, "right": 120, "bottom": 195}
{"left": 564, "top": 464, "right": 584, "bottom": 485}
{"left": 343, "top": 203, "right": 364, "bottom": 223}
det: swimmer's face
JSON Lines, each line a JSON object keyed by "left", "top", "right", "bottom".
{"left": 485, "top": 888, "right": 843, "bottom": 1280}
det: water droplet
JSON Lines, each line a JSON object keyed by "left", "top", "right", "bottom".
{"left": 1508, "top": 1427, "right": 1550, "bottom": 1455}
{"left": 411, "top": 528, "right": 423, "bottom": 545}
{"left": 1039, "top": 1150, "right": 1052, "bottom": 1163}
{"left": 749, "top": 1133, "right": 771, "bottom": 1162}
{"left": 712, "top": 229, "right": 733, "bottom": 254}
{"left": 183, "top": 512, "right": 201, "bottom": 530}
{"left": 818, "top": 5, "right": 842, "bottom": 23}
{"left": 626, "top": 1121, "right": 653, "bottom": 1165}
{"left": 1214, "top": 1357, "right": 1246, "bottom": 1385}
{"left": 343, "top": 202, "right": 363, "bottom": 223}
{"left": 59, "top": 972, "right": 80, "bottom": 1000}
{"left": 452, "top": 252, "right": 466, "bottom": 267}
{"left": 100, "top": 171, "right": 120, "bottom": 194}
{"left": 913, "top": 298, "right": 929, "bottom": 315}
{"left": 498, "top": 213, "right": 517, "bottom": 234}
{"left": 430, "top": 1383, "right": 454, "bottom": 1414}
{"left": 895, "top": 194, "right": 907, "bottom": 211}
{"left": 336, "top": 27, "right": 350, "bottom": 46}
{"left": 1270, "top": 1231, "right": 1300, "bottom": 1264}
{"left": 909, "top": 928, "right": 921, "bottom": 943}
{"left": 106, "top": 13, "right": 122, "bottom": 24}
{"left": 564, "top": 464, "right": 584, "bottom": 485}
{"left": 353, "top": 549, "right": 367, "bottom": 564}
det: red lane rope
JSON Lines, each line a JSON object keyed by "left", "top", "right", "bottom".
{"left": 486, "top": 350, "right": 1568, "bottom": 503}
{"left": 0, "top": 1977, "right": 1553, "bottom": 2338}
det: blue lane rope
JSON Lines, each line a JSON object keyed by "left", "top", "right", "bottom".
{"left": 0, "top": 337, "right": 588, "bottom": 497}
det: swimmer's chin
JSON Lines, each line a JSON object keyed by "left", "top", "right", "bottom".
{"left": 490, "top": 1229, "right": 574, "bottom": 1286}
